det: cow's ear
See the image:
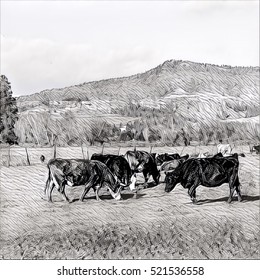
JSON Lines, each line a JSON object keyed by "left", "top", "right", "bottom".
{"left": 179, "top": 158, "right": 186, "bottom": 164}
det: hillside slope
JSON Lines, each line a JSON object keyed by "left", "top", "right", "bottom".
{"left": 15, "top": 60, "right": 260, "bottom": 146}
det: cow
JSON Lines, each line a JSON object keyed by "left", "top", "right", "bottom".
{"left": 217, "top": 143, "right": 233, "bottom": 156}
{"left": 253, "top": 145, "right": 260, "bottom": 154}
{"left": 165, "top": 153, "right": 243, "bottom": 204}
{"left": 160, "top": 154, "right": 190, "bottom": 174}
{"left": 155, "top": 153, "right": 181, "bottom": 166}
{"left": 214, "top": 152, "right": 245, "bottom": 158}
{"left": 90, "top": 153, "right": 137, "bottom": 191}
{"left": 45, "top": 158, "right": 124, "bottom": 203}
{"left": 124, "top": 150, "right": 160, "bottom": 185}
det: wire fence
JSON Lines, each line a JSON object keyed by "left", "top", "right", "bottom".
{"left": 0, "top": 141, "right": 253, "bottom": 167}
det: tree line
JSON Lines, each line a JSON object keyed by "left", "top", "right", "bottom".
{"left": 0, "top": 75, "right": 18, "bottom": 145}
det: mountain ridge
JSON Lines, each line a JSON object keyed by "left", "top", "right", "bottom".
{"left": 17, "top": 59, "right": 259, "bottom": 103}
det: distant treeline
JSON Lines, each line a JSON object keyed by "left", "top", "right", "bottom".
{"left": 14, "top": 106, "right": 259, "bottom": 147}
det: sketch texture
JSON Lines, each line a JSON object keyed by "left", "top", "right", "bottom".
{"left": 0, "top": 58, "right": 259, "bottom": 260}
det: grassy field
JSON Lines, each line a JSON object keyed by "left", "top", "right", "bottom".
{"left": 0, "top": 145, "right": 259, "bottom": 259}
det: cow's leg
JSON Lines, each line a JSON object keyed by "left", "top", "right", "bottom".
{"left": 59, "top": 182, "right": 70, "bottom": 202}
{"left": 44, "top": 177, "right": 49, "bottom": 195}
{"left": 143, "top": 170, "right": 149, "bottom": 183}
{"left": 80, "top": 183, "right": 92, "bottom": 202}
{"left": 188, "top": 187, "right": 197, "bottom": 204}
{"left": 47, "top": 180, "right": 55, "bottom": 202}
{"left": 51, "top": 175, "right": 70, "bottom": 202}
{"left": 91, "top": 184, "right": 101, "bottom": 201}
{"left": 93, "top": 185, "right": 101, "bottom": 201}
{"left": 44, "top": 168, "right": 51, "bottom": 195}
{"left": 152, "top": 172, "right": 160, "bottom": 185}
{"left": 228, "top": 186, "right": 236, "bottom": 203}
{"left": 227, "top": 168, "right": 239, "bottom": 203}
{"left": 234, "top": 177, "right": 242, "bottom": 202}
{"left": 142, "top": 170, "right": 149, "bottom": 188}
{"left": 80, "top": 175, "right": 99, "bottom": 201}
{"left": 95, "top": 189, "right": 100, "bottom": 201}
{"left": 236, "top": 185, "right": 243, "bottom": 202}
{"left": 187, "top": 181, "right": 199, "bottom": 204}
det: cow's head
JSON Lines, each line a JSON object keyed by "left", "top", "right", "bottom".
{"left": 134, "top": 155, "right": 150, "bottom": 172}
{"left": 155, "top": 153, "right": 167, "bottom": 165}
{"left": 103, "top": 171, "right": 124, "bottom": 200}
{"left": 107, "top": 180, "right": 123, "bottom": 200}
{"left": 165, "top": 169, "right": 181, "bottom": 193}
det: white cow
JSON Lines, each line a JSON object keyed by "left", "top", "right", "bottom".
{"left": 217, "top": 143, "right": 233, "bottom": 156}
{"left": 196, "top": 152, "right": 210, "bottom": 158}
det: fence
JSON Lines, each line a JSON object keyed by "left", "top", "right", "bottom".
{"left": 0, "top": 141, "right": 253, "bottom": 167}
{"left": 0, "top": 144, "right": 128, "bottom": 167}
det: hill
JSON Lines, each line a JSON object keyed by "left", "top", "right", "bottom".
{"left": 15, "top": 60, "right": 260, "bottom": 146}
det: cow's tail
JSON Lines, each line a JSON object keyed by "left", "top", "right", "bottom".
{"left": 44, "top": 166, "right": 51, "bottom": 195}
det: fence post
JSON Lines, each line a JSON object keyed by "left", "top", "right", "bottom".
{"left": 81, "top": 145, "right": 85, "bottom": 159}
{"left": 101, "top": 144, "right": 104, "bottom": 155}
{"left": 7, "top": 146, "right": 10, "bottom": 167}
{"left": 150, "top": 146, "right": 153, "bottom": 153}
{"left": 53, "top": 144, "right": 57, "bottom": 159}
{"left": 87, "top": 149, "right": 90, "bottom": 160}
{"left": 118, "top": 146, "right": 121, "bottom": 155}
{"left": 25, "top": 147, "right": 31, "bottom": 166}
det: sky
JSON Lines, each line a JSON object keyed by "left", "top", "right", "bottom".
{"left": 1, "top": 0, "right": 259, "bottom": 96}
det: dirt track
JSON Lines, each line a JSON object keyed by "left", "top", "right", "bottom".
{"left": 0, "top": 149, "right": 259, "bottom": 248}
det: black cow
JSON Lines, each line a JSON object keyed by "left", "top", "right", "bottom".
{"left": 155, "top": 153, "right": 181, "bottom": 165}
{"left": 124, "top": 150, "right": 160, "bottom": 185}
{"left": 165, "top": 153, "right": 242, "bottom": 204}
{"left": 213, "top": 152, "right": 245, "bottom": 158}
{"left": 90, "top": 153, "right": 136, "bottom": 191}
{"left": 253, "top": 145, "right": 260, "bottom": 154}
{"left": 45, "top": 158, "right": 123, "bottom": 202}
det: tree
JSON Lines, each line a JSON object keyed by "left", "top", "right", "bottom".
{"left": 0, "top": 75, "right": 18, "bottom": 144}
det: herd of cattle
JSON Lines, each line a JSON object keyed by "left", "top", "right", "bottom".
{"left": 44, "top": 143, "right": 260, "bottom": 204}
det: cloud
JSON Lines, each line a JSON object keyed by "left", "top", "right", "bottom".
{"left": 1, "top": 36, "right": 161, "bottom": 96}
{"left": 1, "top": 1, "right": 259, "bottom": 96}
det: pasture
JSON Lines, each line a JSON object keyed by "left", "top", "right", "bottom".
{"left": 0, "top": 145, "right": 259, "bottom": 259}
